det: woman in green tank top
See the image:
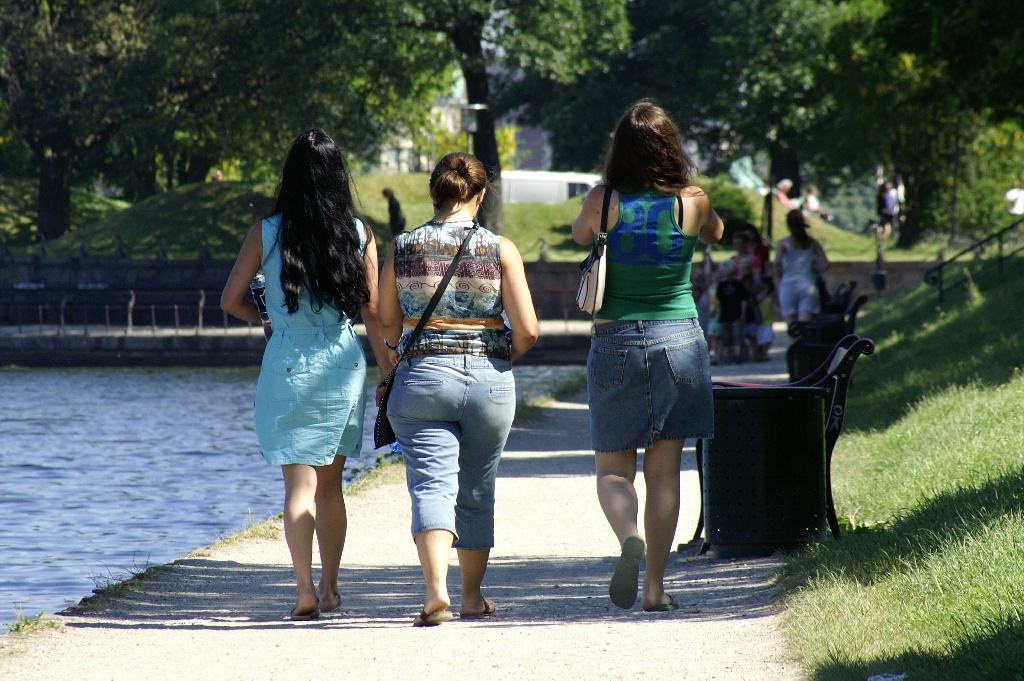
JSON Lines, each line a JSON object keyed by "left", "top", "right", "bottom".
{"left": 572, "top": 100, "right": 724, "bottom": 612}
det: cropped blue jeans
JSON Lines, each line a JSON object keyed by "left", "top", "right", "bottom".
{"left": 387, "top": 354, "right": 516, "bottom": 550}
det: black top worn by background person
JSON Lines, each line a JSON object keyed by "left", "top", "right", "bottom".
{"left": 382, "top": 188, "right": 406, "bottom": 237}
{"left": 716, "top": 278, "right": 746, "bottom": 323}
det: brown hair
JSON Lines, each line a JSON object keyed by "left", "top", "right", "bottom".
{"left": 786, "top": 209, "right": 812, "bottom": 249}
{"left": 604, "top": 100, "right": 696, "bottom": 194}
{"left": 429, "top": 152, "right": 487, "bottom": 209}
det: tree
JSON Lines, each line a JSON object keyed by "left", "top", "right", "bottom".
{"left": 0, "top": 0, "right": 158, "bottom": 239}
{"left": 506, "top": 0, "right": 1022, "bottom": 247}
{"left": 0, "top": 0, "right": 454, "bottom": 231}
{"left": 880, "top": 0, "right": 1024, "bottom": 118}
{"left": 94, "top": 0, "right": 451, "bottom": 198}
{"left": 391, "top": 1, "right": 630, "bottom": 232}
{"left": 504, "top": 0, "right": 839, "bottom": 193}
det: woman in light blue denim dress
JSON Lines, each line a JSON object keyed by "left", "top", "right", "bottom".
{"left": 221, "top": 130, "right": 390, "bottom": 621}
{"left": 378, "top": 152, "right": 539, "bottom": 626}
{"left": 572, "top": 101, "right": 724, "bottom": 613}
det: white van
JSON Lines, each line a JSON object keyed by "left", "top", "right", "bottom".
{"left": 500, "top": 170, "right": 601, "bottom": 204}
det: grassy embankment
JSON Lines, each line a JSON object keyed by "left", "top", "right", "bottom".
{"left": 781, "top": 257, "right": 1024, "bottom": 679}
{"left": 0, "top": 173, "right": 934, "bottom": 262}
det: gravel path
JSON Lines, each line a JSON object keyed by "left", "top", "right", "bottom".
{"left": 0, "top": 325, "right": 803, "bottom": 680}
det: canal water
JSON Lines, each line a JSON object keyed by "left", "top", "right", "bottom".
{"left": 0, "top": 364, "right": 581, "bottom": 631}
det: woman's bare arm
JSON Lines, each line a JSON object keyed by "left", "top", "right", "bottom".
{"left": 358, "top": 225, "right": 392, "bottom": 372}
{"left": 499, "top": 237, "right": 539, "bottom": 362}
{"left": 220, "top": 223, "right": 263, "bottom": 325}
{"left": 571, "top": 185, "right": 617, "bottom": 246}
{"left": 680, "top": 188, "right": 724, "bottom": 245}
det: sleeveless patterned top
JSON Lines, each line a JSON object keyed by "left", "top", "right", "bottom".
{"left": 393, "top": 220, "right": 510, "bottom": 359}
{"left": 599, "top": 190, "right": 699, "bottom": 320}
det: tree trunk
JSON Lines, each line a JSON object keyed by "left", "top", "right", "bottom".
{"left": 450, "top": 19, "right": 503, "bottom": 234}
{"left": 184, "top": 154, "right": 215, "bottom": 185}
{"left": 465, "top": 70, "right": 503, "bottom": 234}
{"left": 36, "top": 146, "right": 73, "bottom": 241}
{"left": 770, "top": 146, "right": 802, "bottom": 198}
{"left": 127, "top": 157, "right": 158, "bottom": 200}
{"left": 897, "top": 168, "right": 923, "bottom": 249}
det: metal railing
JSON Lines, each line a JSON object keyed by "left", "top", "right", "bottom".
{"left": 0, "top": 287, "right": 262, "bottom": 336}
{"left": 924, "top": 217, "right": 1024, "bottom": 305}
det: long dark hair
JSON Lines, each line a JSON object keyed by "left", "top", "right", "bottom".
{"left": 269, "top": 129, "right": 368, "bottom": 318}
{"left": 786, "top": 209, "right": 812, "bottom": 249}
{"left": 604, "top": 100, "right": 697, "bottom": 194}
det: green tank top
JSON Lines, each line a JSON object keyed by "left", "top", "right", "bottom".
{"left": 597, "top": 190, "right": 699, "bottom": 321}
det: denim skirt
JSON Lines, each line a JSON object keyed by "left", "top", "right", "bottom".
{"left": 587, "top": 319, "right": 714, "bottom": 453}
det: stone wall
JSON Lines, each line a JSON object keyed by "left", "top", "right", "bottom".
{"left": 0, "top": 254, "right": 934, "bottom": 320}
{"left": 0, "top": 254, "right": 234, "bottom": 290}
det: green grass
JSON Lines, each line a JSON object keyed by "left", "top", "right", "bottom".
{"left": 2, "top": 173, "right": 944, "bottom": 263}
{"left": 66, "top": 561, "right": 165, "bottom": 613}
{"left": 779, "top": 255, "right": 1024, "bottom": 679}
{"left": 208, "top": 512, "right": 283, "bottom": 548}
{"left": 0, "top": 175, "right": 130, "bottom": 250}
{"left": 3, "top": 611, "right": 62, "bottom": 635}
{"left": 726, "top": 182, "right": 942, "bottom": 262}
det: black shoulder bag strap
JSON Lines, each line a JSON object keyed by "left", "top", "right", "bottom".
{"left": 597, "top": 185, "right": 612, "bottom": 247}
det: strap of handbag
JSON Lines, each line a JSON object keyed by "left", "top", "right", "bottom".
{"left": 397, "top": 221, "right": 480, "bottom": 356}
{"left": 597, "top": 185, "right": 612, "bottom": 249}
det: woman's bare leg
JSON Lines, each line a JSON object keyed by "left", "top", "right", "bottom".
{"left": 415, "top": 529, "right": 454, "bottom": 615}
{"left": 313, "top": 455, "right": 347, "bottom": 611}
{"left": 456, "top": 548, "right": 491, "bottom": 616}
{"left": 595, "top": 451, "right": 640, "bottom": 544}
{"left": 641, "top": 440, "right": 683, "bottom": 609}
{"left": 282, "top": 464, "right": 318, "bottom": 615}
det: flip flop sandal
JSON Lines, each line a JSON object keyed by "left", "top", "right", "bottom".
{"left": 609, "top": 535, "right": 645, "bottom": 609}
{"left": 289, "top": 598, "right": 321, "bottom": 621}
{"left": 643, "top": 594, "right": 679, "bottom": 612}
{"left": 413, "top": 608, "right": 454, "bottom": 627}
{"left": 459, "top": 598, "right": 497, "bottom": 619}
{"left": 319, "top": 595, "right": 341, "bottom": 613}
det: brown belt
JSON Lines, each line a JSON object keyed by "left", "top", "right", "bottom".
{"left": 403, "top": 317, "right": 504, "bottom": 331}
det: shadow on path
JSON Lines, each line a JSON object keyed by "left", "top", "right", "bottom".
{"left": 61, "top": 551, "right": 780, "bottom": 631}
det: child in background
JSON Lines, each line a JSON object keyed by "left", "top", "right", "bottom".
{"left": 739, "top": 261, "right": 760, "bottom": 363}
{"left": 755, "top": 275, "right": 776, "bottom": 361}
{"left": 714, "top": 259, "right": 745, "bottom": 365}
{"left": 696, "top": 268, "right": 719, "bottom": 363}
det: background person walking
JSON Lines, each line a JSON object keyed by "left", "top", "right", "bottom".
{"left": 572, "top": 100, "right": 724, "bottom": 612}
{"left": 221, "top": 129, "right": 390, "bottom": 620}
{"left": 775, "top": 209, "right": 829, "bottom": 327}
{"left": 382, "top": 187, "right": 407, "bottom": 236}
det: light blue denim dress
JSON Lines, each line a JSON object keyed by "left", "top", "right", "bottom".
{"left": 253, "top": 215, "right": 368, "bottom": 466}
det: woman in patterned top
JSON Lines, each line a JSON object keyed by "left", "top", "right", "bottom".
{"left": 572, "top": 101, "right": 724, "bottom": 612}
{"left": 378, "top": 152, "right": 539, "bottom": 626}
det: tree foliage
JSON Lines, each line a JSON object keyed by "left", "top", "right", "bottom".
{"left": 390, "top": 0, "right": 630, "bottom": 232}
{"left": 0, "top": 0, "right": 159, "bottom": 238}
{"left": 507, "top": 0, "right": 1024, "bottom": 247}
{"left": 0, "top": 0, "right": 451, "bottom": 237}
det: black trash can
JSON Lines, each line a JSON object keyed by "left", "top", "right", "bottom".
{"left": 701, "top": 386, "right": 829, "bottom": 559}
